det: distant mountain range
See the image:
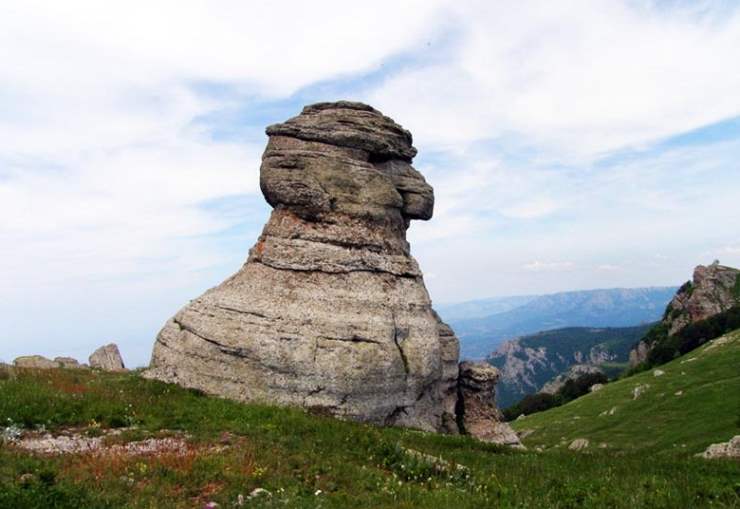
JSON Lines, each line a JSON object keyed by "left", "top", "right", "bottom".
{"left": 434, "top": 295, "right": 537, "bottom": 321}
{"left": 437, "top": 287, "right": 677, "bottom": 359}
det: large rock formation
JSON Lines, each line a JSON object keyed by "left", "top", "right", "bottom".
{"left": 629, "top": 262, "right": 740, "bottom": 366}
{"left": 146, "top": 102, "right": 463, "bottom": 433}
{"left": 663, "top": 263, "right": 739, "bottom": 336}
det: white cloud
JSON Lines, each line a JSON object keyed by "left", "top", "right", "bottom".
{"left": 719, "top": 245, "right": 740, "bottom": 255}
{"left": 501, "top": 197, "right": 560, "bottom": 219}
{"left": 2, "top": 1, "right": 740, "bottom": 363}
{"left": 368, "top": 0, "right": 740, "bottom": 160}
{"left": 522, "top": 261, "right": 576, "bottom": 272}
{"left": 0, "top": 0, "right": 449, "bottom": 363}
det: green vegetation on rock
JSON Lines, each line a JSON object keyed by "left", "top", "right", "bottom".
{"left": 642, "top": 306, "right": 740, "bottom": 367}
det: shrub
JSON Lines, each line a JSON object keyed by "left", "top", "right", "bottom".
{"left": 503, "top": 371, "right": 609, "bottom": 421}
{"left": 647, "top": 305, "right": 740, "bottom": 366}
{"left": 558, "top": 372, "right": 608, "bottom": 402}
{"left": 503, "top": 393, "right": 559, "bottom": 421}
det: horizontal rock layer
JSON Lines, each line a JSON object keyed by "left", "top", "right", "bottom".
{"left": 146, "top": 102, "right": 456, "bottom": 432}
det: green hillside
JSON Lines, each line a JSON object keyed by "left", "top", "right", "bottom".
{"left": 1, "top": 360, "right": 738, "bottom": 508}
{"left": 511, "top": 329, "right": 740, "bottom": 455}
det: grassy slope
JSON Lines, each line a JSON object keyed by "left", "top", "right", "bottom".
{"left": 0, "top": 362, "right": 738, "bottom": 508}
{"left": 511, "top": 329, "right": 740, "bottom": 456}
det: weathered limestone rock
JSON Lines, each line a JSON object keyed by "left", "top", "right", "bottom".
{"left": 629, "top": 262, "right": 740, "bottom": 366}
{"left": 89, "top": 344, "right": 126, "bottom": 372}
{"left": 665, "top": 263, "right": 739, "bottom": 336}
{"left": 457, "top": 362, "right": 522, "bottom": 446}
{"left": 628, "top": 340, "right": 650, "bottom": 367}
{"left": 13, "top": 355, "right": 60, "bottom": 369}
{"left": 541, "top": 364, "right": 603, "bottom": 395}
{"left": 146, "top": 102, "right": 460, "bottom": 432}
{"left": 697, "top": 435, "right": 740, "bottom": 459}
{"left": 54, "top": 357, "right": 86, "bottom": 369}
{"left": 569, "top": 438, "right": 590, "bottom": 451}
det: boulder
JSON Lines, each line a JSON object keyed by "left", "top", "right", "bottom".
{"left": 457, "top": 361, "right": 523, "bottom": 447}
{"left": 697, "top": 435, "right": 740, "bottom": 459}
{"left": 54, "top": 357, "right": 86, "bottom": 369}
{"left": 146, "top": 102, "right": 460, "bottom": 432}
{"left": 568, "top": 438, "right": 590, "bottom": 451}
{"left": 589, "top": 383, "right": 604, "bottom": 392}
{"left": 632, "top": 384, "right": 650, "bottom": 400}
{"left": 89, "top": 344, "right": 126, "bottom": 372}
{"left": 13, "top": 355, "right": 60, "bottom": 369}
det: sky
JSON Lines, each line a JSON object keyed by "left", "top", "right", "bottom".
{"left": 2, "top": 0, "right": 740, "bottom": 366}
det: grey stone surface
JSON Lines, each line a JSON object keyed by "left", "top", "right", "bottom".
{"left": 13, "top": 355, "right": 60, "bottom": 369}
{"left": 629, "top": 262, "right": 739, "bottom": 366}
{"left": 457, "top": 361, "right": 523, "bottom": 447}
{"left": 146, "top": 102, "right": 459, "bottom": 432}
{"left": 568, "top": 438, "right": 590, "bottom": 451}
{"left": 89, "top": 344, "right": 126, "bottom": 372}
{"left": 697, "top": 435, "right": 740, "bottom": 459}
{"left": 666, "top": 263, "right": 739, "bottom": 336}
{"left": 54, "top": 357, "right": 86, "bottom": 369}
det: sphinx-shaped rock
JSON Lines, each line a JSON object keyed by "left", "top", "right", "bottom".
{"left": 146, "top": 101, "right": 460, "bottom": 432}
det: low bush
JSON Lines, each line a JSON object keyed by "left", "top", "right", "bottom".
{"left": 503, "top": 372, "right": 608, "bottom": 421}
{"left": 646, "top": 306, "right": 740, "bottom": 366}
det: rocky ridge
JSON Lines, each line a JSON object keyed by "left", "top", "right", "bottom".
{"left": 629, "top": 262, "right": 740, "bottom": 366}
{"left": 488, "top": 325, "right": 651, "bottom": 408}
{"left": 145, "top": 101, "right": 517, "bottom": 445}
{"left": 11, "top": 344, "right": 127, "bottom": 372}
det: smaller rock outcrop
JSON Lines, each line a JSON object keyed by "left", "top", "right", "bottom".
{"left": 665, "top": 263, "right": 739, "bottom": 336}
{"left": 54, "top": 357, "right": 86, "bottom": 369}
{"left": 89, "top": 344, "right": 126, "bottom": 372}
{"left": 697, "top": 435, "right": 740, "bottom": 459}
{"left": 14, "top": 355, "right": 60, "bottom": 369}
{"left": 568, "top": 438, "right": 589, "bottom": 451}
{"left": 457, "top": 362, "right": 522, "bottom": 447}
{"left": 629, "top": 263, "right": 740, "bottom": 367}
{"left": 628, "top": 340, "right": 649, "bottom": 366}
{"left": 541, "top": 364, "right": 603, "bottom": 395}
